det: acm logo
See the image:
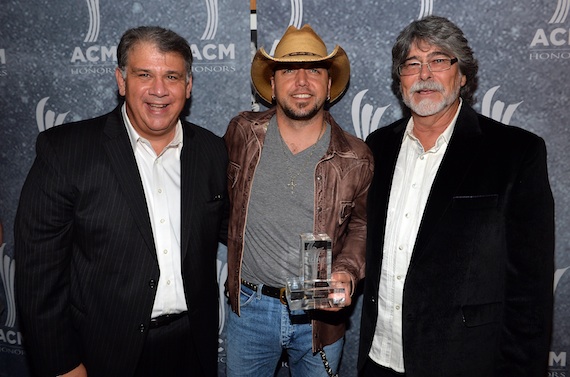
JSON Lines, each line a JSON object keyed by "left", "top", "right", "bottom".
{"left": 36, "top": 97, "right": 70, "bottom": 132}
{"left": 529, "top": 0, "right": 570, "bottom": 60}
{"left": 351, "top": 90, "right": 390, "bottom": 140}
{"left": 69, "top": 0, "right": 236, "bottom": 71}
{"left": 550, "top": 266, "right": 570, "bottom": 374}
{"left": 550, "top": 351, "right": 567, "bottom": 377}
{"left": 0, "top": 241, "right": 25, "bottom": 348}
{"left": 481, "top": 86, "right": 523, "bottom": 125}
{"left": 190, "top": 0, "right": 236, "bottom": 74}
{"left": 550, "top": 351, "right": 567, "bottom": 368}
{"left": 0, "top": 243, "right": 15, "bottom": 329}
{"left": 69, "top": 0, "right": 117, "bottom": 74}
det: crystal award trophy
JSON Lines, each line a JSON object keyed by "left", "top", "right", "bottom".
{"left": 285, "top": 233, "right": 346, "bottom": 310}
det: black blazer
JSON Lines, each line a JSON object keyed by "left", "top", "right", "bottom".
{"left": 358, "top": 104, "right": 554, "bottom": 376}
{"left": 15, "top": 106, "right": 228, "bottom": 377}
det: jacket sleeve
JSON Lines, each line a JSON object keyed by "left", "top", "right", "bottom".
{"left": 331, "top": 151, "right": 374, "bottom": 292}
{"left": 496, "top": 136, "right": 554, "bottom": 375}
{"left": 15, "top": 132, "right": 82, "bottom": 376}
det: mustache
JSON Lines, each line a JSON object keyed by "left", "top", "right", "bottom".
{"left": 409, "top": 80, "right": 445, "bottom": 93}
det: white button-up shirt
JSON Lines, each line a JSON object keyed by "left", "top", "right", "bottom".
{"left": 369, "top": 102, "right": 462, "bottom": 372}
{"left": 122, "top": 104, "right": 187, "bottom": 318}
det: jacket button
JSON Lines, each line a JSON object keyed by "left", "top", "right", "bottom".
{"left": 149, "top": 279, "right": 156, "bottom": 289}
{"left": 139, "top": 324, "right": 145, "bottom": 332}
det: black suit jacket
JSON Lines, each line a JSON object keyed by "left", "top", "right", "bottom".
{"left": 15, "top": 106, "right": 228, "bottom": 377}
{"left": 358, "top": 104, "right": 554, "bottom": 376}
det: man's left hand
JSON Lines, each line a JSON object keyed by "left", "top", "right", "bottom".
{"left": 320, "top": 271, "right": 352, "bottom": 311}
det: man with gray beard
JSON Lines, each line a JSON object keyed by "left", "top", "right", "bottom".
{"left": 358, "top": 15, "right": 555, "bottom": 377}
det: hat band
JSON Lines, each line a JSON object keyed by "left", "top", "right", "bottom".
{"left": 282, "top": 52, "right": 321, "bottom": 57}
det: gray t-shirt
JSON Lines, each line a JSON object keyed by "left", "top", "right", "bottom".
{"left": 241, "top": 116, "right": 330, "bottom": 287}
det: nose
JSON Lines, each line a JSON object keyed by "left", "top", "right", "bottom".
{"left": 295, "top": 69, "right": 308, "bottom": 86}
{"left": 149, "top": 78, "right": 168, "bottom": 96}
{"left": 419, "top": 63, "right": 432, "bottom": 80}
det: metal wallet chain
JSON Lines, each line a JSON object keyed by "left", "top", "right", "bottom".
{"left": 319, "top": 349, "right": 339, "bottom": 377}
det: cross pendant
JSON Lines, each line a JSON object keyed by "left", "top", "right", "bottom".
{"left": 287, "top": 178, "right": 296, "bottom": 193}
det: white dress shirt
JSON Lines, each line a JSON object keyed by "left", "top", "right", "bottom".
{"left": 122, "top": 104, "right": 188, "bottom": 318}
{"left": 369, "top": 102, "right": 462, "bottom": 372}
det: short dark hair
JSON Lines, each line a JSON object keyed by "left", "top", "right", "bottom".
{"left": 117, "top": 26, "right": 193, "bottom": 79}
{"left": 391, "top": 15, "right": 479, "bottom": 105}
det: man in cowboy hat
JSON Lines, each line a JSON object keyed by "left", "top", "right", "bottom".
{"left": 223, "top": 25, "right": 373, "bottom": 376}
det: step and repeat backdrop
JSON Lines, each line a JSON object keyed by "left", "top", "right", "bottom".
{"left": 1, "top": 0, "right": 569, "bottom": 376}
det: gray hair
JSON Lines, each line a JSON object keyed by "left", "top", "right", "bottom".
{"left": 391, "top": 15, "right": 479, "bottom": 105}
{"left": 117, "top": 26, "right": 193, "bottom": 80}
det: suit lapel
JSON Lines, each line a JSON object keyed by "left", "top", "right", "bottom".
{"left": 180, "top": 123, "right": 197, "bottom": 261}
{"left": 372, "top": 121, "right": 406, "bottom": 235}
{"left": 367, "top": 119, "right": 407, "bottom": 284}
{"left": 102, "top": 107, "right": 156, "bottom": 257}
{"left": 411, "top": 105, "right": 483, "bottom": 263}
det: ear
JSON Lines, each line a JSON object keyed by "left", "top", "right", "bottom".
{"left": 460, "top": 73, "right": 467, "bottom": 87}
{"left": 115, "top": 68, "right": 126, "bottom": 96}
{"left": 185, "top": 75, "right": 193, "bottom": 99}
{"left": 270, "top": 76, "right": 275, "bottom": 99}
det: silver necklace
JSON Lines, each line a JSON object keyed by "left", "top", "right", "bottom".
{"left": 278, "top": 122, "right": 326, "bottom": 193}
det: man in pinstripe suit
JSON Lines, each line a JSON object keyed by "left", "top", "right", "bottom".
{"left": 14, "top": 26, "right": 227, "bottom": 377}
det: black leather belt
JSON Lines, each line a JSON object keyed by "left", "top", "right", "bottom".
{"left": 241, "top": 279, "right": 287, "bottom": 305}
{"left": 149, "top": 311, "right": 187, "bottom": 329}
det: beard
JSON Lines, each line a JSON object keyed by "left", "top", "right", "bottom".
{"left": 277, "top": 96, "right": 325, "bottom": 121}
{"left": 402, "top": 80, "right": 460, "bottom": 117}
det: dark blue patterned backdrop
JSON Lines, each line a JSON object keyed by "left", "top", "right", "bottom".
{"left": 1, "top": 1, "right": 568, "bottom": 375}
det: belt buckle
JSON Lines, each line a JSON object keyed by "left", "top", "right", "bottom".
{"left": 279, "top": 287, "right": 287, "bottom": 305}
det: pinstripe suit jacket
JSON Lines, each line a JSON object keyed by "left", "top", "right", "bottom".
{"left": 15, "top": 106, "right": 228, "bottom": 377}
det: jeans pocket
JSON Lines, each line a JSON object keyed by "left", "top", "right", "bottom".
{"left": 239, "top": 285, "right": 257, "bottom": 307}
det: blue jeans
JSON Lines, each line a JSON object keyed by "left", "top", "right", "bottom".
{"left": 226, "top": 283, "right": 344, "bottom": 377}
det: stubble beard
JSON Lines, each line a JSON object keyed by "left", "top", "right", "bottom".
{"left": 278, "top": 96, "right": 324, "bottom": 121}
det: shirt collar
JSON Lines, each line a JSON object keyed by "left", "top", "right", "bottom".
{"left": 404, "top": 98, "right": 463, "bottom": 152}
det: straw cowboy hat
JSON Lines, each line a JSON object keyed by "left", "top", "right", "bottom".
{"left": 251, "top": 24, "right": 350, "bottom": 105}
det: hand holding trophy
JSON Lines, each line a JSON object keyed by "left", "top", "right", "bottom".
{"left": 286, "top": 233, "right": 347, "bottom": 310}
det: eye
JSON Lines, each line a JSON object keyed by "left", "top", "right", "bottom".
{"left": 405, "top": 61, "right": 421, "bottom": 68}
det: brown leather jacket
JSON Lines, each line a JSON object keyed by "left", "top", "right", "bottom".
{"left": 223, "top": 108, "right": 373, "bottom": 351}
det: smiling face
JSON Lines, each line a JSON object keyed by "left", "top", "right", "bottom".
{"left": 115, "top": 41, "right": 192, "bottom": 144}
{"left": 271, "top": 63, "right": 331, "bottom": 121}
{"left": 400, "top": 40, "right": 466, "bottom": 118}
